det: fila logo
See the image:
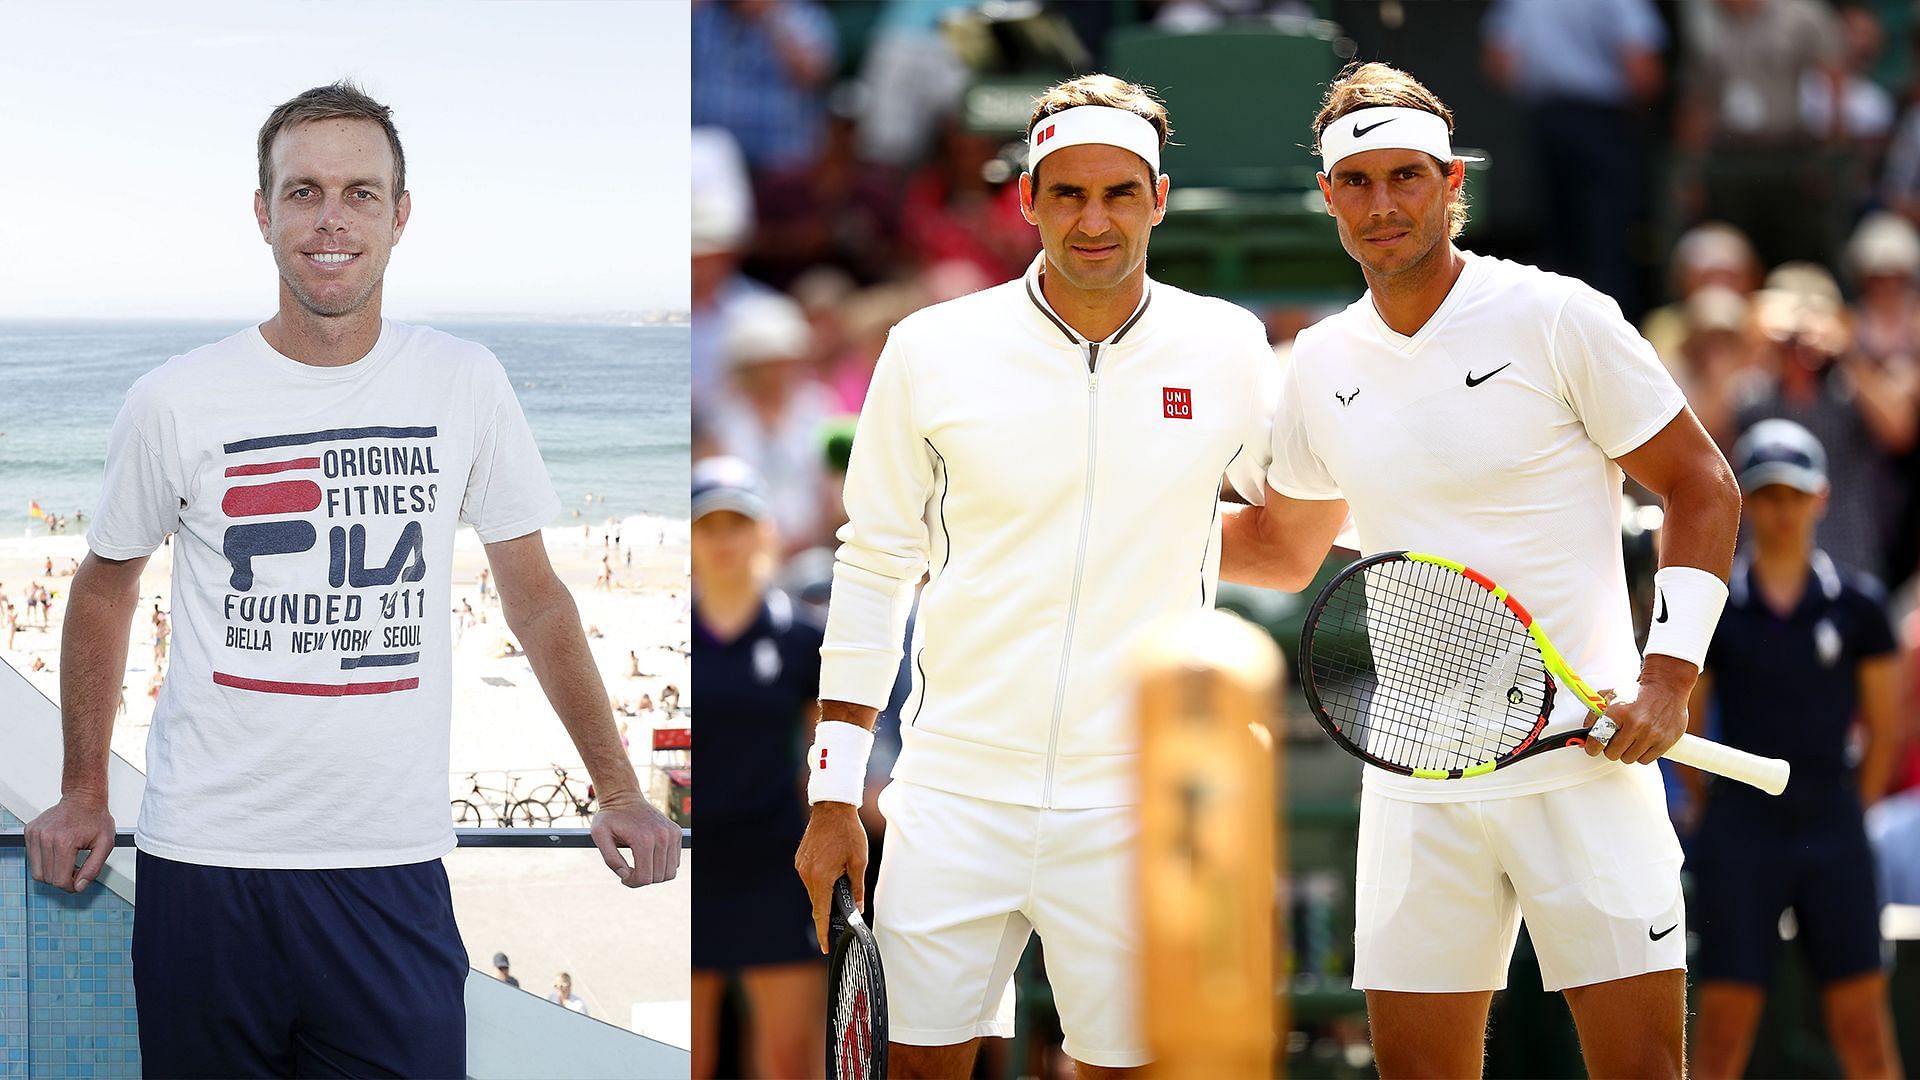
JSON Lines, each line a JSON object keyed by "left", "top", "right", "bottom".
{"left": 1163, "top": 387, "right": 1193, "bottom": 419}
{"left": 1035, "top": 124, "right": 1057, "bottom": 146}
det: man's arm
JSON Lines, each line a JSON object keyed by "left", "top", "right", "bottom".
{"left": 25, "top": 552, "right": 147, "bottom": 892}
{"left": 1857, "top": 655, "right": 1900, "bottom": 806}
{"left": 1602, "top": 407, "right": 1742, "bottom": 763}
{"left": 486, "top": 530, "right": 678, "bottom": 888}
{"left": 1218, "top": 483, "right": 1349, "bottom": 592}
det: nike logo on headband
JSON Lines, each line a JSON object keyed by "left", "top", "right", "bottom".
{"left": 1353, "top": 118, "right": 1396, "bottom": 138}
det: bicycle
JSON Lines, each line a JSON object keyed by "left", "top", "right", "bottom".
{"left": 526, "top": 764, "right": 597, "bottom": 825}
{"left": 451, "top": 771, "right": 552, "bottom": 828}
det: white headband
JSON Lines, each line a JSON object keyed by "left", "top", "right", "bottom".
{"left": 1317, "top": 106, "right": 1482, "bottom": 174}
{"left": 1028, "top": 105, "right": 1162, "bottom": 173}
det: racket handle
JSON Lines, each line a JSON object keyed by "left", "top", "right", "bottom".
{"left": 1664, "top": 733, "right": 1790, "bottom": 796}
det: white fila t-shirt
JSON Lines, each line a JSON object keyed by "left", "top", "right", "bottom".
{"left": 1271, "top": 251, "right": 1686, "bottom": 802}
{"left": 88, "top": 320, "right": 561, "bottom": 867}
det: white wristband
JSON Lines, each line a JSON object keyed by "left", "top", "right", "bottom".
{"left": 1643, "top": 565, "right": 1729, "bottom": 670}
{"left": 806, "top": 720, "right": 874, "bottom": 806}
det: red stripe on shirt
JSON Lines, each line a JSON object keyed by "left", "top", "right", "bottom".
{"left": 213, "top": 672, "right": 419, "bottom": 696}
{"left": 224, "top": 457, "right": 321, "bottom": 477}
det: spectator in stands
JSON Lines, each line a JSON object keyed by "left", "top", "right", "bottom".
{"left": 1643, "top": 221, "right": 1764, "bottom": 368}
{"left": 1684, "top": 419, "right": 1904, "bottom": 1080}
{"left": 1801, "top": 4, "right": 1896, "bottom": 152}
{"left": 1732, "top": 281, "right": 1913, "bottom": 577}
{"left": 852, "top": 0, "right": 974, "bottom": 171}
{"left": 1844, "top": 212, "right": 1920, "bottom": 588}
{"left": 899, "top": 120, "right": 1037, "bottom": 286}
{"left": 692, "top": 127, "right": 773, "bottom": 422}
{"left": 1677, "top": 285, "right": 1760, "bottom": 446}
{"left": 690, "top": 0, "right": 837, "bottom": 176}
{"left": 1482, "top": 0, "right": 1665, "bottom": 311}
{"left": 1866, "top": 787, "right": 1920, "bottom": 904}
{"left": 708, "top": 291, "right": 838, "bottom": 555}
{"left": 1675, "top": 0, "right": 1847, "bottom": 267}
{"left": 689, "top": 457, "right": 825, "bottom": 1080}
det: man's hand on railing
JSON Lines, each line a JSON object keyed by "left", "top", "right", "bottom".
{"left": 24, "top": 796, "right": 116, "bottom": 892}
{"left": 589, "top": 791, "right": 681, "bottom": 888}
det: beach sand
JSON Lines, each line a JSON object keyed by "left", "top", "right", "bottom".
{"left": 0, "top": 516, "right": 695, "bottom": 1042}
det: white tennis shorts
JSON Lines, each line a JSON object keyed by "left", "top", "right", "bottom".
{"left": 872, "top": 780, "right": 1147, "bottom": 1068}
{"left": 1351, "top": 764, "right": 1686, "bottom": 993}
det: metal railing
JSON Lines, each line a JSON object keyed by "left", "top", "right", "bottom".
{"left": 0, "top": 827, "right": 690, "bottom": 848}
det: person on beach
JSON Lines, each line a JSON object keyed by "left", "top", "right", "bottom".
{"left": 22, "top": 81, "right": 680, "bottom": 1079}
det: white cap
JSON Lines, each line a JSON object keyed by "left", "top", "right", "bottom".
{"left": 723, "top": 292, "right": 810, "bottom": 367}
{"left": 1318, "top": 106, "right": 1481, "bottom": 174}
{"left": 691, "top": 127, "right": 753, "bottom": 256}
{"left": 1847, "top": 210, "right": 1920, "bottom": 279}
{"left": 1028, "top": 105, "right": 1162, "bottom": 173}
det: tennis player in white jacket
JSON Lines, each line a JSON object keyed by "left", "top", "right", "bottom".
{"left": 794, "top": 75, "right": 1274, "bottom": 1075}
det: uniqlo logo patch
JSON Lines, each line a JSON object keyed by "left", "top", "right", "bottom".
{"left": 1035, "top": 124, "right": 1056, "bottom": 146}
{"left": 1164, "top": 387, "right": 1193, "bottom": 419}
{"left": 818, "top": 748, "right": 829, "bottom": 770}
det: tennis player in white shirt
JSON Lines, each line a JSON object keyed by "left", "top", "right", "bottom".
{"left": 795, "top": 74, "right": 1276, "bottom": 1076}
{"left": 1221, "top": 62, "right": 1741, "bottom": 1078}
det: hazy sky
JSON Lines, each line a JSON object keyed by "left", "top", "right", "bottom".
{"left": 0, "top": 1, "right": 690, "bottom": 321}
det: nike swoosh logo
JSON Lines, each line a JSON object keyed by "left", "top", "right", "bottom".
{"left": 1655, "top": 590, "right": 1669, "bottom": 624}
{"left": 1354, "top": 118, "right": 1395, "bottom": 138}
{"left": 1464, "top": 363, "right": 1511, "bottom": 388}
{"left": 1650, "top": 923, "right": 1678, "bottom": 941}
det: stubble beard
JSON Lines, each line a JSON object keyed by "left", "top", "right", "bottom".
{"left": 277, "top": 246, "right": 384, "bottom": 319}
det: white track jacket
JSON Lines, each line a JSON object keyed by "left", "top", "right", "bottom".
{"left": 820, "top": 255, "right": 1274, "bottom": 808}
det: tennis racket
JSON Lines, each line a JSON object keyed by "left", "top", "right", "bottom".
{"left": 1299, "top": 551, "right": 1789, "bottom": 795}
{"left": 826, "top": 874, "right": 887, "bottom": 1080}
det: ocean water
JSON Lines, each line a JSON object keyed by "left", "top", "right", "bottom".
{"left": 0, "top": 320, "right": 689, "bottom": 534}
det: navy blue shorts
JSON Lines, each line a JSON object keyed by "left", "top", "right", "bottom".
{"left": 1689, "top": 797, "right": 1884, "bottom": 986}
{"left": 132, "top": 851, "right": 469, "bottom": 1078}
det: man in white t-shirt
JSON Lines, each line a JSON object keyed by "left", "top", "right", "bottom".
{"left": 1221, "top": 63, "right": 1741, "bottom": 1077}
{"left": 22, "top": 81, "right": 680, "bottom": 1078}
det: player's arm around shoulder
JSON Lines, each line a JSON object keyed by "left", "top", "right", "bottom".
{"left": 26, "top": 551, "right": 149, "bottom": 893}
{"left": 1219, "top": 485, "right": 1348, "bottom": 592}
{"left": 1219, "top": 314, "right": 1349, "bottom": 591}
{"left": 1601, "top": 408, "right": 1742, "bottom": 763}
{"left": 484, "top": 531, "right": 680, "bottom": 887}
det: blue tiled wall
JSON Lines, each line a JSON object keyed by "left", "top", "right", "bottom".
{"left": 0, "top": 806, "right": 139, "bottom": 1079}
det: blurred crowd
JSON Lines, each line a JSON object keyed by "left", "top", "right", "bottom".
{"left": 691, "top": 0, "right": 1920, "bottom": 1075}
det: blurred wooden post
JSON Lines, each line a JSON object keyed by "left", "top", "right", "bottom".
{"left": 1137, "top": 610, "right": 1286, "bottom": 1078}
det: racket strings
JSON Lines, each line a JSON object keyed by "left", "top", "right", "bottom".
{"left": 1310, "top": 559, "right": 1550, "bottom": 772}
{"left": 833, "top": 940, "right": 877, "bottom": 1080}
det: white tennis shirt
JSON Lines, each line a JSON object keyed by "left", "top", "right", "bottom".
{"left": 1270, "top": 250, "right": 1687, "bottom": 802}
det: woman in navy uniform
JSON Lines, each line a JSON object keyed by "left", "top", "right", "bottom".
{"left": 689, "top": 456, "right": 825, "bottom": 1078}
{"left": 1684, "top": 420, "right": 1905, "bottom": 1079}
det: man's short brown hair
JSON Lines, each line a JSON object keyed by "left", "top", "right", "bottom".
{"left": 257, "top": 80, "right": 406, "bottom": 197}
{"left": 1026, "top": 74, "right": 1172, "bottom": 182}
{"left": 1312, "top": 62, "right": 1469, "bottom": 238}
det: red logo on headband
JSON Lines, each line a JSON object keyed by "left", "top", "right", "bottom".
{"left": 1035, "top": 124, "right": 1056, "bottom": 146}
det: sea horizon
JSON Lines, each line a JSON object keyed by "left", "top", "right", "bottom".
{"left": 0, "top": 320, "right": 690, "bottom": 536}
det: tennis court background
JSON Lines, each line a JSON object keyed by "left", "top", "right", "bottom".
{"left": 692, "top": 1, "right": 1920, "bottom": 1075}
